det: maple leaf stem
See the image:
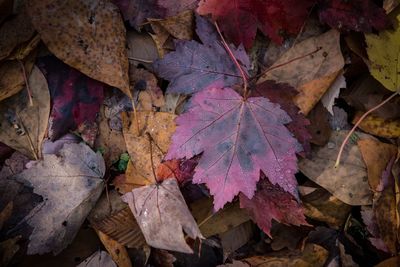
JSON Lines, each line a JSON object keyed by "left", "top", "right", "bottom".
{"left": 335, "top": 91, "right": 399, "bottom": 168}
{"left": 214, "top": 22, "right": 249, "bottom": 98}
{"left": 253, "top": 47, "right": 322, "bottom": 81}
{"left": 130, "top": 98, "right": 140, "bottom": 135}
{"left": 18, "top": 59, "right": 34, "bottom": 106}
{"left": 147, "top": 133, "right": 158, "bottom": 184}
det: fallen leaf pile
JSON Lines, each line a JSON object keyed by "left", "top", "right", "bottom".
{"left": 1, "top": 0, "right": 400, "bottom": 266}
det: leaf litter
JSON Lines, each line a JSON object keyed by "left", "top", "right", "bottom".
{"left": 1, "top": 0, "right": 400, "bottom": 266}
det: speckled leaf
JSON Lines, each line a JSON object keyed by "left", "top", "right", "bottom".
{"left": 240, "top": 177, "right": 308, "bottom": 236}
{"left": 12, "top": 143, "right": 105, "bottom": 255}
{"left": 122, "top": 178, "right": 203, "bottom": 253}
{"left": 27, "top": 0, "right": 130, "bottom": 96}
{"left": 166, "top": 86, "right": 300, "bottom": 210}
{"left": 153, "top": 15, "right": 247, "bottom": 94}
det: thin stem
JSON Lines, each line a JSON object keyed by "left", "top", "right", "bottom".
{"left": 252, "top": 47, "right": 322, "bottom": 81}
{"left": 128, "top": 56, "right": 153, "bottom": 64}
{"left": 130, "top": 98, "right": 140, "bottom": 135}
{"left": 16, "top": 111, "right": 38, "bottom": 160}
{"left": 18, "top": 60, "right": 33, "bottom": 106}
{"left": 214, "top": 22, "right": 249, "bottom": 98}
{"left": 335, "top": 91, "right": 399, "bottom": 167}
{"left": 147, "top": 132, "right": 158, "bottom": 184}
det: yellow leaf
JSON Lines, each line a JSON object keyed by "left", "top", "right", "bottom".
{"left": 365, "top": 13, "right": 400, "bottom": 92}
{"left": 353, "top": 112, "right": 400, "bottom": 138}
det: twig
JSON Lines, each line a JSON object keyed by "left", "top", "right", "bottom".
{"left": 214, "top": 22, "right": 249, "bottom": 98}
{"left": 128, "top": 56, "right": 154, "bottom": 64}
{"left": 18, "top": 60, "right": 33, "bottom": 106}
{"left": 335, "top": 91, "right": 399, "bottom": 167}
{"left": 147, "top": 132, "right": 158, "bottom": 184}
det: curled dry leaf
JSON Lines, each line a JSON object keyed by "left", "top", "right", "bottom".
{"left": 95, "top": 230, "right": 133, "bottom": 267}
{"left": 27, "top": 0, "right": 130, "bottom": 96}
{"left": 352, "top": 112, "right": 400, "bottom": 138}
{"left": 299, "top": 131, "right": 373, "bottom": 205}
{"left": 0, "top": 66, "right": 50, "bottom": 159}
{"left": 258, "top": 30, "right": 344, "bottom": 115}
{"left": 122, "top": 111, "right": 176, "bottom": 185}
{"left": 122, "top": 178, "right": 204, "bottom": 253}
{"left": 358, "top": 138, "right": 398, "bottom": 191}
{"left": 12, "top": 143, "right": 105, "bottom": 255}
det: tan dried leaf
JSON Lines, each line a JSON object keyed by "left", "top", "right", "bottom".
{"left": 27, "top": 0, "right": 130, "bottom": 96}
{"left": 149, "top": 10, "right": 194, "bottom": 40}
{"left": 258, "top": 30, "right": 344, "bottom": 115}
{"left": 96, "top": 230, "right": 132, "bottom": 267}
{"left": 299, "top": 131, "right": 373, "bottom": 205}
{"left": 92, "top": 207, "right": 146, "bottom": 248}
{"left": 122, "top": 178, "right": 204, "bottom": 253}
{"left": 0, "top": 65, "right": 50, "bottom": 159}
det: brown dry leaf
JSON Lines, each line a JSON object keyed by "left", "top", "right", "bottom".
{"left": 122, "top": 111, "right": 176, "bottom": 185}
{"left": 129, "top": 67, "right": 165, "bottom": 111}
{"left": 0, "top": 8, "right": 35, "bottom": 61}
{"left": 353, "top": 112, "right": 400, "bottom": 138}
{"left": 122, "top": 178, "right": 204, "bottom": 253}
{"left": 96, "top": 230, "right": 132, "bottom": 267}
{"left": 77, "top": 250, "right": 117, "bottom": 267}
{"left": 0, "top": 235, "right": 21, "bottom": 267}
{"left": 0, "top": 50, "right": 36, "bottom": 102}
{"left": 150, "top": 249, "right": 176, "bottom": 267}
{"left": 270, "top": 224, "right": 308, "bottom": 251}
{"left": 127, "top": 31, "right": 159, "bottom": 67}
{"left": 160, "top": 93, "right": 187, "bottom": 114}
{"left": 0, "top": 65, "right": 50, "bottom": 159}
{"left": 358, "top": 139, "right": 398, "bottom": 191}
{"left": 95, "top": 105, "right": 127, "bottom": 167}
{"left": 300, "top": 187, "right": 351, "bottom": 228}
{"left": 150, "top": 23, "right": 172, "bottom": 58}
{"left": 220, "top": 221, "right": 255, "bottom": 257}
{"left": 243, "top": 243, "right": 328, "bottom": 267}
{"left": 258, "top": 30, "right": 344, "bottom": 115}
{"left": 149, "top": 10, "right": 194, "bottom": 40}
{"left": 191, "top": 197, "right": 250, "bottom": 238}
{"left": 306, "top": 103, "right": 332, "bottom": 146}
{"left": 218, "top": 261, "right": 250, "bottom": 267}
{"left": 92, "top": 207, "right": 146, "bottom": 249}
{"left": 375, "top": 256, "right": 400, "bottom": 267}
{"left": 0, "top": 201, "right": 12, "bottom": 230}
{"left": 384, "top": 0, "right": 400, "bottom": 13}
{"left": 27, "top": 0, "right": 130, "bottom": 96}
{"left": 299, "top": 131, "right": 373, "bottom": 205}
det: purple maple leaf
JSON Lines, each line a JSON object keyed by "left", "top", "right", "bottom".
{"left": 166, "top": 86, "right": 300, "bottom": 209}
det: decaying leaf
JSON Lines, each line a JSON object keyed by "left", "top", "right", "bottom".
{"left": 258, "top": 30, "right": 344, "bottom": 114}
{"left": 318, "top": 0, "right": 391, "bottom": 32}
{"left": 92, "top": 207, "right": 146, "bottom": 248}
{"left": 166, "top": 86, "right": 301, "bottom": 210}
{"left": 352, "top": 112, "right": 400, "bottom": 138}
{"left": 0, "top": 235, "right": 21, "bottom": 267}
{"left": 365, "top": 12, "right": 400, "bottom": 92}
{"left": 0, "top": 50, "right": 36, "bottom": 102}
{"left": 242, "top": 243, "right": 329, "bottom": 267}
{"left": 96, "top": 230, "right": 133, "bottom": 267}
{"left": 190, "top": 197, "right": 250, "bottom": 238}
{"left": 149, "top": 10, "right": 194, "bottom": 40}
{"left": 27, "top": 0, "right": 130, "bottom": 96}
{"left": 0, "top": 66, "right": 50, "bottom": 159}
{"left": 122, "top": 178, "right": 204, "bottom": 253}
{"left": 12, "top": 143, "right": 105, "bottom": 255}
{"left": 240, "top": 178, "right": 309, "bottom": 236}
{"left": 321, "top": 73, "right": 346, "bottom": 115}
{"left": 122, "top": 111, "right": 176, "bottom": 185}
{"left": 299, "top": 131, "right": 373, "bottom": 205}
{"left": 127, "top": 31, "right": 159, "bottom": 68}
{"left": 358, "top": 138, "right": 398, "bottom": 191}
{"left": 220, "top": 221, "right": 254, "bottom": 257}
{"left": 77, "top": 250, "right": 117, "bottom": 267}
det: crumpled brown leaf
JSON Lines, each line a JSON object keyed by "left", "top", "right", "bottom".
{"left": 299, "top": 131, "right": 373, "bottom": 205}
{"left": 12, "top": 143, "right": 105, "bottom": 255}
{"left": 258, "top": 30, "right": 344, "bottom": 115}
{"left": 148, "top": 10, "right": 194, "bottom": 40}
{"left": 0, "top": 66, "right": 50, "bottom": 159}
{"left": 122, "top": 178, "right": 203, "bottom": 253}
{"left": 27, "top": 0, "right": 130, "bottom": 96}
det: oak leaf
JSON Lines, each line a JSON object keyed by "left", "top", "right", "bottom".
{"left": 166, "top": 86, "right": 300, "bottom": 210}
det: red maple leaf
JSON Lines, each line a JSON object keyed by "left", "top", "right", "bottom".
{"left": 240, "top": 175, "right": 309, "bottom": 236}
{"left": 166, "top": 86, "right": 300, "bottom": 210}
{"left": 318, "top": 0, "right": 391, "bottom": 32}
{"left": 197, "top": 0, "right": 316, "bottom": 48}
